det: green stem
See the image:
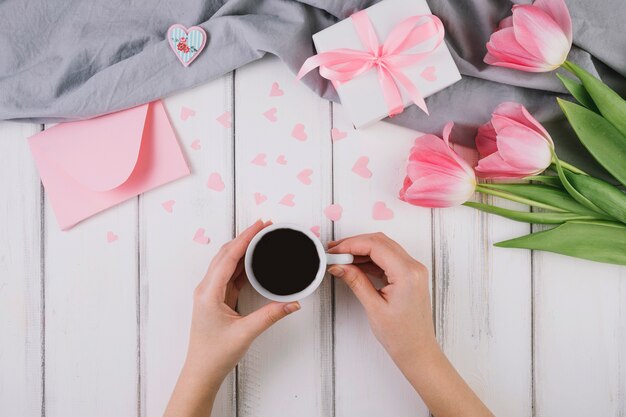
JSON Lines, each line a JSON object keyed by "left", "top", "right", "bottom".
{"left": 557, "top": 159, "right": 588, "bottom": 175}
{"left": 475, "top": 184, "right": 566, "bottom": 212}
{"left": 562, "top": 60, "right": 575, "bottom": 73}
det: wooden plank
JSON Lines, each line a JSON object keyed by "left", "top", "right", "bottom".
{"left": 433, "top": 150, "right": 533, "bottom": 417}
{"left": 332, "top": 105, "right": 432, "bottom": 417}
{"left": 534, "top": 252, "right": 626, "bottom": 416}
{"left": 234, "top": 56, "right": 333, "bottom": 417}
{"left": 0, "top": 122, "right": 43, "bottom": 417}
{"left": 43, "top": 133, "right": 138, "bottom": 415}
{"left": 140, "top": 75, "right": 236, "bottom": 417}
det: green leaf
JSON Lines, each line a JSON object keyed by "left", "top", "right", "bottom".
{"left": 564, "top": 171, "right": 626, "bottom": 224}
{"left": 525, "top": 175, "right": 563, "bottom": 188}
{"left": 495, "top": 221, "right": 626, "bottom": 266}
{"left": 464, "top": 202, "right": 599, "bottom": 224}
{"left": 478, "top": 182, "right": 607, "bottom": 218}
{"left": 563, "top": 61, "right": 626, "bottom": 138}
{"left": 557, "top": 98, "right": 626, "bottom": 187}
{"left": 556, "top": 73, "right": 599, "bottom": 112}
{"left": 552, "top": 154, "right": 609, "bottom": 215}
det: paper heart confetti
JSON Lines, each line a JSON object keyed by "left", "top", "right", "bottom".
{"left": 206, "top": 172, "right": 225, "bottom": 191}
{"left": 420, "top": 66, "right": 437, "bottom": 82}
{"left": 251, "top": 153, "right": 267, "bottom": 166}
{"left": 167, "top": 24, "right": 207, "bottom": 67}
{"left": 263, "top": 107, "right": 278, "bottom": 122}
{"left": 106, "top": 231, "right": 118, "bottom": 243}
{"left": 279, "top": 193, "right": 296, "bottom": 207}
{"left": 216, "top": 111, "right": 232, "bottom": 128}
{"left": 291, "top": 123, "right": 308, "bottom": 141}
{"left": 310, "top": 225, "right": 321, "bottom": 237}
{"left": 180, "top": 106, "right": 196, "bottom": 121}
{"left": 190, "top": 139, "right": 201, "bottom": 150}
{"left": 297, "top": 169, "right": 313, "bottom": 185}
{"left": 352, "top": 156, "right": 372, "bottom": 179}
{"left": 269, "top": 82, "right": 284, "bottom": 96}
{"left": 372, "top": 201, "right": 394, "bottom": 220}
{"left": 161, "top": 200, "right": 176, "bottom": 213}
{"left": 193, "top": 228, "right": 210, "bottom": 244}
{"left": 276, "top": 155, "right": 288, "bottom": 165}
{"left": 254, "top": 192, "right": 268, "bottom": 205}
{"left": 324, "top": 204, "right": 343, "bottom": 221}
{"left": 331, "top": 128, "right": 348, "bottom": 142}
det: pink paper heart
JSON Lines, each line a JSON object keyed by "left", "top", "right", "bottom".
{"left": 276, "top": 155, "right": 288, "bottom": 165}
{"left": 263, "top": 107, "right": 278, "bottom": 122}
{"left": 420, "top": 66, "right": 437, "bottom": 82}
{"left": 180, "top": 106, "right": 196, "bottom": 121}
{"left": 372, "top": 201, "right": 394, "bottom": 220}
{"left": 190, "top": 139, "right": 201, "bottom": 150}
{"left": 106, "top": 231, "right": 118, "bottom": 243}
{"left": 297, "top": 168, "right": 313, "bottom": 185}
{"left": 193, "top": 228, "right": 210, "bottom": 244}
{"left": 310, "top": 225, "right": 321, "bottom": 237}
{"left": 269, "top": 82, "right": 284, "bottom": 97}
{"left": 352, "top": 156, "right": 372, "bottom": 179}
{"left": 291, "top": 123, "right": 308, "bottom": 141}
{"left": 331, "top": 128, "right": 348, "bottom": 141}
{"left": 251, "top": 153, "right": 267, "bottom": 166}
{"left": 324, "top": 204, "right": 343, "bottom": 221}
{"left": 279, "top": 193, "right": 296, "bottom": 207}
{"left": 216, "top": 111, "right": 232, "bottom": 128}
{"left": 254, "top": 192, "right": 267, "bottom": 205}
{"left": 161, "top": 200, "right": 176, "bottom": 213}
{"left": 206, "top": 172, "right": 225, "bottom": 191}
{"left": 168, "top": 24, "right": 207, "bottom": 67}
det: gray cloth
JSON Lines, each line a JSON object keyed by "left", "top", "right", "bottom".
{"left": 1, "top": 0, "right": 624, "bottom": 172}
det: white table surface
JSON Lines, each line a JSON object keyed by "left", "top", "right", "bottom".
{"left": 1, "top": 56, "right": 625, "bottom": 417}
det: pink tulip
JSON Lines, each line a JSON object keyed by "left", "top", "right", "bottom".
{"left": 400, "top": 123, "right": 476, "bottom": 208}
{"left": 484, "top": 0, "right": 572, "bottom": 72}
{"left": 475, "top": 102, "right": 554, "bottom": 179}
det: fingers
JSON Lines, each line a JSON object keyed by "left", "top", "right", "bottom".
{"left": 241, "top": 301, "right": 301, "bottom": 338}
{"left": 203, "top": 219, "right": 269, "bottom": 299}
{"left": 328, "top": 233, "right": 413, "bottom": 280}
{"left": 328, "top": 264, "right": 383, "bottom": 311}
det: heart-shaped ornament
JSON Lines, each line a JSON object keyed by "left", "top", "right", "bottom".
{"left": 168, "top": 24, "right": 207, "bottom": 67}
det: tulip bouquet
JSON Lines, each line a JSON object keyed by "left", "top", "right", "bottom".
{"left": 400, "top": 0, "right": 626, "bottom": 265}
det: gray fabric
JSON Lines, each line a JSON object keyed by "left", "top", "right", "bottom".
{"left": 0, "top": 0, "right": 624, "bottom": 172}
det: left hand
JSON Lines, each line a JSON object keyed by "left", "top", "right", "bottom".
{"left": 165, "top": 220, "right": 300, "bottom": 417}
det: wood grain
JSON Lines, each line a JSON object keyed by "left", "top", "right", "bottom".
{"left": 433, "top": 156, "right": 533, "bottom": 417}
{"left": 332, "top": 105, "right": 431, "bottom": 417}
{"left": 234, "top": 56, "right": 333, "bottom": 417}
{"left": 0, "top": 122, "right": 43, "bottom": 417}
{"left": 140, "top": 76, "right": 236, "bottom": 417}
{"left": 43, "top": 122, "right": 139, "bottom": 416}
{"left": 534, "top": 251, "right": 626, "bottom": 416}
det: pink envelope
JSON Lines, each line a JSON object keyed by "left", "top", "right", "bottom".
{"left": 28, "top": 101, "right": 190, "bottom": 230}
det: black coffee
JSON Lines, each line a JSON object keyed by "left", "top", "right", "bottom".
{"left": 251, "top": 228, "right": 320, "bottom": 295}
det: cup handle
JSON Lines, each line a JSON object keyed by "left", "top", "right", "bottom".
{"left": 326, "top": 253, "right": 354, "bottom": 265}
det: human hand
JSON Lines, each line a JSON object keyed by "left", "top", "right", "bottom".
{"left": 327, "top": 233, "right": 436, "bottom": 369}
{"left": 165, "top": 220, "right": 301, "bottom": 417}
{"left": 328, "top": 233, "right": 493, "bottom": 417}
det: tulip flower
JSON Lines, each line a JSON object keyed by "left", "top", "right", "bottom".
{"left": 400, "top": 123, "right": 476, "bottom": 208}
{"left": 484, "top": 0, "right": 572, "bottom": 72}
{"left": 475, "top": 102, "right": 554, "bottom": 179}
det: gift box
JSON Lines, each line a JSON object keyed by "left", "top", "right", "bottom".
{"left": 300, "top": 0, "right": 461, "bottom": 128}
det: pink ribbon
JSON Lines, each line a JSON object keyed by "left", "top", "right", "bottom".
{"left": 297, "top": 11, "right": 445, "bottom": 116}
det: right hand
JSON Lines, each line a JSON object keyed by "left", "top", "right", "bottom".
{"left": 327, "top": 233, "right": 437, "bottom": 369}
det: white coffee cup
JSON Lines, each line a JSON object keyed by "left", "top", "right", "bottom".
{"left": 244, "top": 223, "right": 353, "bottom": 302}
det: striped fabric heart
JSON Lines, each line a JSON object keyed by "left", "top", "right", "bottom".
{"left": 167, "top": 24, "right": 207, "bottom": 67}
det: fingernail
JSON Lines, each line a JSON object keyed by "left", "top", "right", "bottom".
{"left": 284, "top": 302, "right": 301, "bottom": 314}
{"left": 328, "top": 266, "right": 344, "bottom": 277}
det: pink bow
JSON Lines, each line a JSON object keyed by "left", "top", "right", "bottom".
{"left": 297, "top": 11, "right": 445, "bottom": 116}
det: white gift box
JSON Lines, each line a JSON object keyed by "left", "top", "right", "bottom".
{"left": 311, "top": 0, "right": 461, "bottom": 128}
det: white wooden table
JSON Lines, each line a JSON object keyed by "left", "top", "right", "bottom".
{"left": 1, "top": 56, "right": 625, "bottom": 417}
